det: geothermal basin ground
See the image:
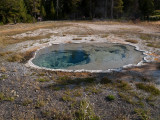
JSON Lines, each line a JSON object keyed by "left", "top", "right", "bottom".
{"left": 0, "top": 21, "right": 160, "bottom": 120}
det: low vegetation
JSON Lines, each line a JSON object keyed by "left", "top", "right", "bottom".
{"left": 100, "top": 77, "right": 112, "bottom": 84}
{"left": 56, "top": 76, "right": 96, "bottom": 86}
{"left": 140, "top": 34, "right": 152, "bottom": 41}
{"left": 106, "top": 95, "right": 115, "bottom": 101}
{"left": 125, "top": 39, "right": 138, "bottom": 44}
{"left": 118, "top": 92, "right": 135, "bottom": 104}
{"left": 0, "top": 67, "right": 6, "bottom": 73}
{"left": 134, "top": 108, "right": 150, "bottom": 120}
{"left": 36, "top": 78, "right": 50, "bottom": 82}
{"left": 35, "top": 99, "right": 46, "bottom": 108}
{"left": 136, "top": 83, "right": 160, "bottom": 96}
{"left": 147, "top": 43, "right": 160, "bottom": 48}
{"left": 7, "top": 54, "right": 23, "bottom": 62}
{"left": 74, "top": 99, "right": 100, "bottom": 120}
{"left": 116, "top": 80, "right": 133, "bottom": 91}
{"left": 0, "top": 75, "right": 8, "bottom": 80}
{"left": 72, "top": 38, "right": 82, "bottom": 40}
{"left": 22, "top": 99, "right": 33, "bottom": 106}
{"left": 0, "top": 92, "right": 15, "bottom": 102}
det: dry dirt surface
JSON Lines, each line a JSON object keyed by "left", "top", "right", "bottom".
{"left": 0, "top": 21, "right": 160, "bottom": 120}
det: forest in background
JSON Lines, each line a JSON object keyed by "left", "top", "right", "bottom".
{"left": 0, "top": 0, "right": 160, "bottom": 24}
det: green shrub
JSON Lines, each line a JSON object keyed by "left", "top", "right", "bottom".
{"left": 106, "top": 95, "right": 115, "bottom": 101}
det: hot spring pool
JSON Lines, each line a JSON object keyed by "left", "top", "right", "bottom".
{"left": 31, "top": 43, "right": 145, "bottom": 71}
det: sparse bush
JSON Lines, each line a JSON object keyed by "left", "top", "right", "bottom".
{"left": 56, "top": 76, "right": 96, "bottom": 85}
{"left": 35, "top": 99, "right": 46, "bottom": 108}
{"left": 117, "top": 80, "right": 132, "bottom": 91}
{"left": 36, "top": 78, "right": 50, "bottom": 82}
{"left": 100, "top": 77, "right": 112, "bottom": 84}
{"left": 49, "top": 85, "right": 62, "bottom": 91}
{"left": 22, "top": 99, "right": 32, "bottom": 106}
{"left": 119, "top": 93, "right": 134, "bottom": 104}
{"left": 125, "top": 39, "right": 138, "bottom": 44}
{"left": 134, "top": 108, "right": 150, "bottom": 120}
{"left": 147, "top": 43, "right": 160, "bottom": 48}
{"left": 73, "top": 90, "right": 83, "bottom": 97}
{"left": 61, "top": 95, "right": 75, "bottom": 102}
{"left": 101, "top": 34, "right": 109, "bottom": 38}
{"left": 136, "top": 83, "right": 160, "bottom": 96}
{"left": 0, "top": 92, "right": 5, "bottom": 101}
{"left": 0, "top": 92, "right": 15, "bottom": 101}
{"left": 85, "top": 86, "right": 101, "bottom": 94}
{"left": 140, "top": 34, "right": 151, "bottom": 41}
{"left": 72, "top": 38, "right": 82, "bottom": 40}
{"left": 42, "top": 109, "right": 73, "bottom": 120}
{"left": 7, "top": 54, "right": 23, "bottom": 62}
{"left": 74, "top": 99, "right": 100, "bottom": 120}
{"left": 0, "top": 75, "right": 8, "bottom": 80}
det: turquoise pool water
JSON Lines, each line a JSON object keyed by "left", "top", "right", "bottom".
{"left": 32, "top": 43, "right": 145, "bottom": 71}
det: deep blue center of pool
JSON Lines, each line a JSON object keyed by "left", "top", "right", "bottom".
{"left": 33, "top": 50, "right": 90, "bottom": 69}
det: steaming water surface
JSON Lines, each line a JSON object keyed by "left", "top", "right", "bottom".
{"left": 32, "top": 43, "right": 145, "bottom": 71}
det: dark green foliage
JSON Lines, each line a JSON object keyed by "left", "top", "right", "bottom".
{"left": 40, "top": 5, "right": 46, "bottom": 18}
{"left": 139, "top": 0, "right": 154, "bottom": 19}
{"left": 100, "top": 77, "right": 112, "bottom": 84}
{"left": 106, "top": 95, "right": 115, "bottom": 101}
{"left": 0, "top": 0, "right": 27, "bottom": 24}
{"left": 0, "top": 0, "right": 159, "bottom": 24}
{"left": 50, "top": 1, "right": 55, "bottom": 19}
{"left": 114, "top": 0, "right": 124, "bottom": 18}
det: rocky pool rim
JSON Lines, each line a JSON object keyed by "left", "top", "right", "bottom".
{"left": 26, "top": 42, "right": 151, "bottom": 73}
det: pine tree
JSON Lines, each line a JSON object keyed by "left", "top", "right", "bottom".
{"left": 139, "top": 0, "right": 154, "bottom": 19}
{"left": 0, "top": 0, "right": 23, "bottom": 24}
{"left": 41, "top": 5, "right": 46, "bottom": 18}
{"left": 114, "top": 0, "right": 123, "bottom": 18}
{"left": 28, "top": 0, "right": 41, "bottom": 22}
{"left": 19, "top": 0, "right": 27, "bottom": 22}
{"left": 50, "top": 1, "right": 55, "bottom": 19}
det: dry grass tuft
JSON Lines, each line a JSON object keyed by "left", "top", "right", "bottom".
{"left": 7, "top": 54, "right": 23, "bottom": 62}
{"left": 0, "top": 67, "right": 6, "bottom": 72}
{"left": 0, "top": 51, "right": 13, "bottom": 57}
{"left": 125, "top": 39, "right": 138, "bottom": 44}
{"left": 72, "top": 38, "right": 82, "bottom": 40}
